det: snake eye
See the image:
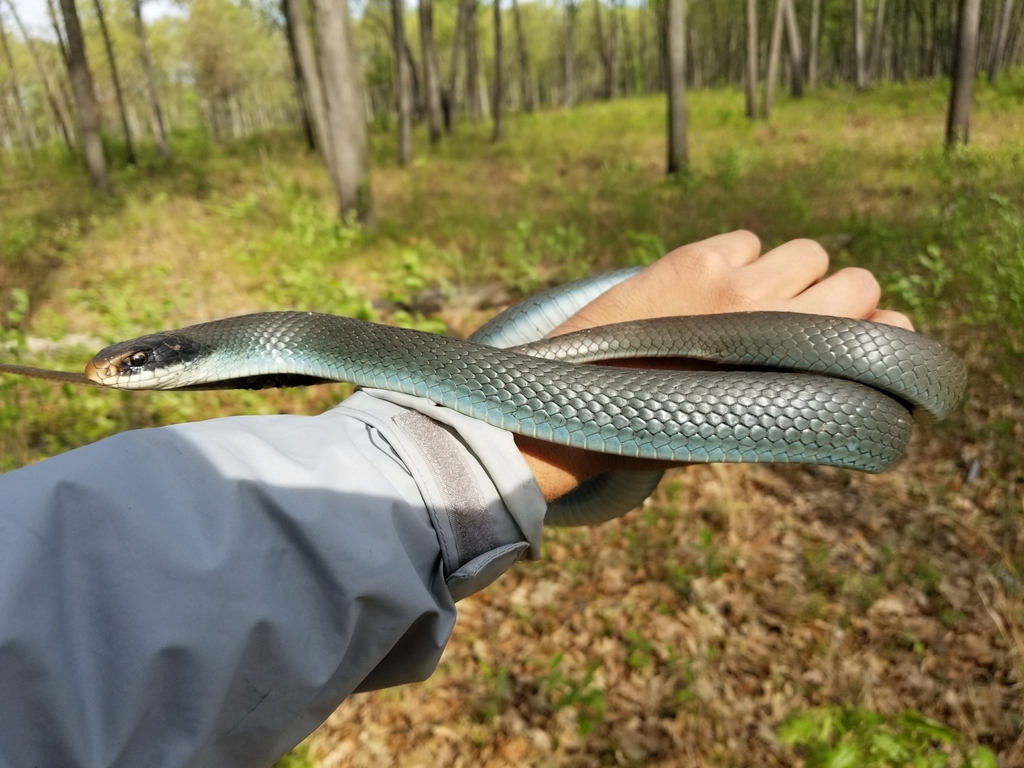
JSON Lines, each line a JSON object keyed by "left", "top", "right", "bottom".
{"left": 128, "top": 351, "right": 149, "bottom": 368}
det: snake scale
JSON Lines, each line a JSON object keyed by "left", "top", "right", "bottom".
{"left": 0, "top": 269, "right": 966, "bottom": 525}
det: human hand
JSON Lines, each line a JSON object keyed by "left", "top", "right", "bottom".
{"left": 517, "top": 230, "right": 912, "bottom": 500}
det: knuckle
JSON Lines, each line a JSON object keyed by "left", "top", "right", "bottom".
{"left": 792, "top": 238, "right": 830, "bottom": 270}
{"left": 841, "top": 267, "right": 882, "bottom": 302}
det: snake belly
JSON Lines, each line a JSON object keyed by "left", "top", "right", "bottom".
{"left": 85, "top": 310, "right": 964, "bottom": 481}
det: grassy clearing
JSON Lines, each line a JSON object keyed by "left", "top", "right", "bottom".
{"left": 2, "top": 75, "right": 1024, "bottom": 765}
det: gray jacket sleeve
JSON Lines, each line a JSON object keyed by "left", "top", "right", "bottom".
{"left": 0, "top": 391, "right": 547, "bottom": 768}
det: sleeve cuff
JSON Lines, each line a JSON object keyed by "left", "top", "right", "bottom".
{"left": 332, "top": 390, "right": 547, "bottom": 600}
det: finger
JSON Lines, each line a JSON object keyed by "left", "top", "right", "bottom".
{"left": 739, "top": 239, "right": 830, "bottom": 300}
{"left": 867, "top": 309, "right": 914, "bottom": 331}
{"left": 784, "top": 267, "right": 882, "bottom": 318}
{"left": 686, "top": 229, "right": 762, "bottom": 267}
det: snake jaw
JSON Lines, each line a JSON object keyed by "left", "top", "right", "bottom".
{"left": 85, "top": 333, "right": 206, "bottom": 389}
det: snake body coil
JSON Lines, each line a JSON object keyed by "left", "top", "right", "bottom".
{"left": 84, "top": 310, "right": 964, "bottom": 475}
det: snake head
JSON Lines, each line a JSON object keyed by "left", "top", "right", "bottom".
{"left": 85, "top": 333, "right": 206, "bottom": 389}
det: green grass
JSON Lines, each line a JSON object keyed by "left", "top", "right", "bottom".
{"left": 2, "top": 74, "right": 1023, "bottom": 470}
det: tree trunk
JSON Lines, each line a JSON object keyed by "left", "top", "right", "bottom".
{"left": 763, "top": 0, "right": 784, "bottom": 117}
{"left": 444, "top": 0, "right": 469, "bottom": 130}
{"left": 988, "top": 0, "right": 1015, "bottom": 82}
{"left": 564, "top": 0, "right": 577, "bottom": 106}
{"left": 5, "top": 0, "right": 72, "bottom": 150}
{"left": 282, "top": 0, "right": 316, "bottom": 151}
{"left": 618, "top": 0, "right": 634, "bottom": 94}
{"left": 854, "top": 0, "right": 867, "bottom": 88}
{"left": 46, "top": 0, "right": 70, "bottom": 66}
{"left": 947, "top": 0, "right": 981, "bottom": 148}
{"left": 391, "top": 0, "right": 413, "bottom": 164}
{"left": 808, "top": 0, "right": 821, "bottom": 86}
{"left": 866, "top": 0, "right": 887, "bottom": 81}
{"left": 666, "top": 0, "right": 686, "bottom": 173}
{"left": 133, "top": 0, "right": 169, "bottom": 157}
{"left": 511, "top": 0, "right": 533, "bottom": 110}
{"left": 745, "top": 0, "right": 758, "bottom": 118}
{"left": 593, "top": 0, "right": 616, "bottom": 98}
{"left": 419, "top": 0, "right": 444, "bottom": 141}
{"left": 639, "top": 0, "right": 648, "bottom": 92}
{"left": 782, "top": 0, "right": 803, "bottom": 97}
{"left": 493, "top": 0, "right": 504, "bottom": 140}
{"left": 311, "top": 0, "right": 372, "bottom": 222}
{"left": 466, "top": 0, "right": 483, "bottom": 121}
{"left": 0, "top": 10, "right": 37, "bottom": 158}
{"left": 58, "top": 0, "right": 109, "bottom": 192}
{"left": 91, "top": 0, "right": 135, "bottom": 163}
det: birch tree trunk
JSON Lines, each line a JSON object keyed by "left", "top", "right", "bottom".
{"left": 745, "top": 0, "right": 758, "bottom": 118}
{"left": 391, "top": 0, "right": 413, "bottom": 164}
{"left": 987, "top": 0, "right": 1015, "bottom": 82}
{"left": 762, "top": 0, "right": 785, "bottom": 118}
{"left": 133, "top": 0, "right": 169, "bottom": 157}
{"left": 492, "top": 0, "right": 504, "bottom": 140}
{"left": 855, "top": 0, "right": 868, "bottom": 88}
{"left": 808, "top": 0, "right": 821, "bottom": 86}
{"left": 59, "top": 0, "right": 109, "bottom": 192}
{"left": 782, "top": 0, "right": 803, "bottom": 97}
{"left": 311, "top": 0, "right": 372, "bottom": 222}
{"left": 418, "top": 0, "right": 444, "bottom": 141}
{"left": 947, "top": 0, "right": 981, "bottom": 148}
{"left": 666, "top": 0, "right": 686, "bottom": 173}
{"left": 511, "top": 0, "right": 533, "bottom": 111}
{"left": 92, "top": 0, "right": 135, "bottom": 163}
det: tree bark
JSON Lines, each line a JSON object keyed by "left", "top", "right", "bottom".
{"left": 808, "top": 0, "right": 821, "bottom": 86}
{"left": 666, "top": 0, "right": 686, "bottom": 173}
{"left": 564, "top": 0, "right": 577, "bottom": 106}
{"left": 418, "top": 0, "right": 443, "bottom": 141}
{"left": 763, "top": 0, "right": 784, "bottom": 117}
{"left": 988, "top": 0, "right": 1015, "bottom": 82}
{"left": 466, "top": 0, "right": 482, "bottom": 121}
{"left": 855, "top": 0, "right": 867, "bottom": 88}
{"left": 92, "top": 0, "right": 135, "bottom": 163}
{"left": 593, "top": 0, "right": 616, "bottom": 98}
{"left": 866, "top": 0, "right": 887, "bottom": 81}
{"left": 282, "top": 0, "right": 316, "bottom": 151}
{"left": 46, "top": 0, "right": 70, "bottom": 66}
{"left": 132, "top": 0, "right": 169, "bottom": 157}
{"left": 745, "top": 0, "right": 758, "bottom": 118}
{"left": 493, "top": 0, "right": 503, "bottom": 140}
{"left": 782, "top": 0, "right": 803, "bottom": 97}
{"left": 511, "top": 0, "right": 533, "bottom": 110}
{"left": 391, "top": 0, "right": 413, "bottom": 164}
{"left": 311, "top": 0, "right": 372, "bottom": 222}
{"left": 947, "top": 0, "right": 981, "bottom": 148}
{"left": 0, "top": 10, "right": 36, "bottom": 158}
{"left": 444, "top": 0, "right": 469, "bottom": 130}
{"left": 58, "top": 0, "right": 109, "bottom": 192}
{"left": 5, "top": 0, "right": 72, "bottom": 149}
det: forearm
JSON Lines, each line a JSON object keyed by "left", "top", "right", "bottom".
{"left": 0, "top": 393, "right": 542, "bottom": 767}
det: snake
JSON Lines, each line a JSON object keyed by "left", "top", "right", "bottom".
{"left": 0, "top": 269, "right": 966, "bottom": 525}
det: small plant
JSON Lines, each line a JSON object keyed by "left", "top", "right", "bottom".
{"left": 537, "top": 653, "right": 605, "bottom": 735}
{"left": 778, "top": 705, "right": 998, "bottom": 768}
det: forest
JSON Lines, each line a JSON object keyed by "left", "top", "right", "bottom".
{"left": 1, "top": 0, "right": 1023, "bottom": 766}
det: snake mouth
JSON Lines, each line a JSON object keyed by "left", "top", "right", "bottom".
{"left": 84, "top": 357, "right": 117, "bottom": 386}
